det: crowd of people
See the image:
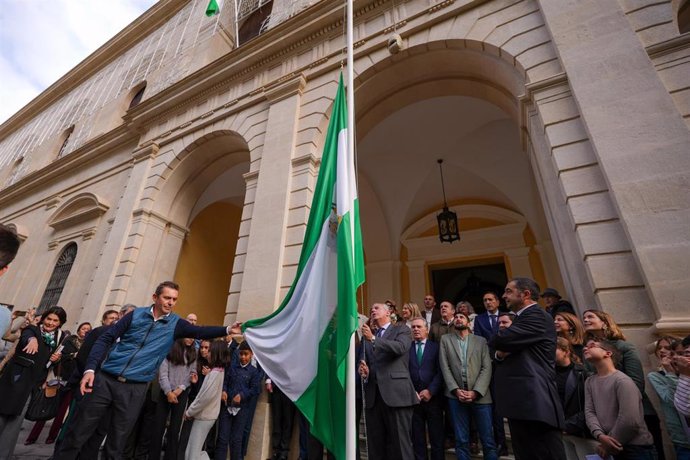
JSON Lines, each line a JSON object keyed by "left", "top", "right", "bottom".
{"left": 356, "top": 283, "right": 690, "bottom": 460}
{"left": 1, "top": 224, "right": 690, "bottom": 460}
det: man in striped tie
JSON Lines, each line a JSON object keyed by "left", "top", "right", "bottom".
{"left": 408, "top": 317, "right": 443, "bottom": 460}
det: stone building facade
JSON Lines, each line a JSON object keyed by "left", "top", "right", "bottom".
{"left": 1, "top": 0, "right": 689, "bottom": 457}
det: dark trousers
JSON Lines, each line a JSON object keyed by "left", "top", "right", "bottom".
{"left": 124, "top": 388, "right": 158, "bottom": 460}
{"left": 215, "top": 406, "right": 253, "bottom": 460}
{"left": 644, "top": 414, "right": 664, "bottom": 460}
{"left": 365, "top": 387, "right": 414, "bottom": 460}
{"left": 507, "top": 419, "right": 566, "bottom": 460}
{"left": 411, "top": 396, "right": 444, "bottom": 460}
{"left": 271, "top": 387, "right": 296, "bottom": 459}
{"left": 488, "top": 374, "right": 505, "bottom": 449}
{"left": 149, "top": 389, "right": 189, "bottom": 460}
{"left": 55, "top": 373, "right": 148, "bottom": 460}
{"left": 614, "top": 444, "right": 658, "bottom": 460}
{"left": 242, "top": 395, "right": 259, "bottom": 457}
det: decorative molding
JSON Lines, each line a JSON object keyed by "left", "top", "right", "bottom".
{"left": 132, "top": 142, "right": 160, "bottom": 162}
{"left": 44, "top": 196, "right": 62, "bottom": 210}
{"left": 243, "top": 170, "right": 260, "bottom": 184}
{"left": 646, "top": 33, "right": 690, "bottom": 59}
{"left": 265, "top": 74, "right": 307, "bottom": 103}
{"left": 291, "top": 153, "right": 319, "bottom": 169}
{"left": 131, "top": 207, "right": 189, "bottom": 236}
{"left": 47, "top": 226, "right": 98, "bottom": 249}
{"left": 48, "top": 193, "right": 110, "bottom": 230}
{"left": 652, "top": 317, "right": 690, "bottom": 334}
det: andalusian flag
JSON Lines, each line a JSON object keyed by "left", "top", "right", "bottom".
{"left": 243, "top": 74, "right": 364, "bottom": 459}
{"left": 205, "top": 0, "right": 221, "bottom": 16}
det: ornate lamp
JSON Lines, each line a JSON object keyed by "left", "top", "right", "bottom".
{"left": 436, "top": 159, "right": 460, "bottom": 243}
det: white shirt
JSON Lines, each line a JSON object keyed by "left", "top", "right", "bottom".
{"left": 516, "top": 303, "right": 538, "bottom": 317}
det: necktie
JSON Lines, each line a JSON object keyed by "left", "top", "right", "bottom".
{"left": 490, "top": 315, "right": 496, "bottom": 330}
{"left": 376, "top": 327, "right": 384, "bottom": 338}
{"left": 416, "top": 341, "right": 423, "bottom": 365}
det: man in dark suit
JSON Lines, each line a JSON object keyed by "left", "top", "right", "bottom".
{"left": 422, "top": 294, "right": 441, "bottom": 327}
{"left": 473, "top": 291, "right": 501, "bottom": 343}
{"left": 490, "top": 278, "right": 566, "bottom": 460}
{"left": 408, "top": 317, "right": 443, "bottom": 460}
{"left": 472, "top": 291, "right": 507, "bottom": 455}
{"left": 359, "top": 302, "right": 419, "bottom": 460}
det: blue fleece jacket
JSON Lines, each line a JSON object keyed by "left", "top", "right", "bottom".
{"left": 86, "top": 306, "right": 228, "bottom": 383}
{"left": 223, "top": 360, "right": 262, "bottom": 407}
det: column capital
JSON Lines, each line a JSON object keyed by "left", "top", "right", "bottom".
{"left": 264, "top": 73, "right": 307, "bottom": 103}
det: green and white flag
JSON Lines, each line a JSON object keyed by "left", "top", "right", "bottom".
{"left": 205, "top": 0, "right": 221, "bottom": 16}
{"left": 243, "top": 74, "right": 364, "bottom": 460}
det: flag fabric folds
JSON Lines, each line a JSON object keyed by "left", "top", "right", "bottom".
{"left": 242, "top": 73, "right": 364, "bottom": 460}
{"left": 205, "top": 0, "right": 221, "bottom": 16}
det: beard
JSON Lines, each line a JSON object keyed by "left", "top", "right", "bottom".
{"left": 454, "top": 324, "right": 468, "bottom": 331}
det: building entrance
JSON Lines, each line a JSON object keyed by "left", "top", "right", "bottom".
{"left": 430, "top": 260, "right": 507, "bottom": 314}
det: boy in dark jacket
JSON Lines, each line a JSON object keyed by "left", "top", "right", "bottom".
{"left": 215, "top": 341, "right": 262, "bottom": 460}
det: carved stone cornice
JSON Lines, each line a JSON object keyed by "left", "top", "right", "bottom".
{"left": 265, "top": 74, "right": 307, "bottom": 103}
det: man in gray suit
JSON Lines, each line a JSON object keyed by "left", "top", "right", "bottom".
{"left": 439, "top": 312, "right": 497, "bottom": 460}
{"left": 359, "top": 302, "right": 419, "bottom": 460}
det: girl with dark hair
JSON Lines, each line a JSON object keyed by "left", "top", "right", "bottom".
{"left": 184, "top": 340, "right": 232, "bottom": 459}
{"left": 582, "top": 309, "right": 665, "bottom": 460}
{"left": 0, "top": 306, "right": 67, "bottom": 459}
{"left": 150, "top": 337, "right": 198, "bottom": 460}
{"left": 24, "top": 321, "right": 91, "bottom": 445}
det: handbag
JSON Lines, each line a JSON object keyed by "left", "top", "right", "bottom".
{"left": 25, "top": 383, "right": 61, "bottom": 421}
{"left": 25, "top": 365, "right": 62, "bottom": 422}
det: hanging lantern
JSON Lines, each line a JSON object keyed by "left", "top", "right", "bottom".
{"left": 436, "top": 159, "right": 460, "bottom": 243}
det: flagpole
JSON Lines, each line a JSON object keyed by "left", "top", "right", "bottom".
{"left": 345, "top": 0, "right": 356, "bottom": 457}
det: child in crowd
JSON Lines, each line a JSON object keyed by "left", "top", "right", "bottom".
{"left": 185, "top": 340, "right": 231, "bottom": 460}
{"left": 584, "top": 338, "right": 656, "bottom": 460}
{"left": 554, "top": 337, "right": 596, "bottom": 460}
{"left": 215, "top": 341, "right": 262, "bottom": 460}
{"left": 150, "top": 337, "right": 198, "bottom": 460}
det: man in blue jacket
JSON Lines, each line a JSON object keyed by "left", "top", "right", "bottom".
{"left": 55, "top": 281, "right": 241, "bottom": 460}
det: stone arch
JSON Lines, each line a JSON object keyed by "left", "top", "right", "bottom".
{"left": 148, "top": 130, "right": 250, "bottom": 225}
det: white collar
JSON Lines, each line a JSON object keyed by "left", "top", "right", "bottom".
{"left": 516, "top": 303, "right": 537, "bottom": 316}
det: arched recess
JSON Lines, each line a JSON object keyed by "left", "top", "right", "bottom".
{"left": 305, "top": 39, "right": 568, "bottom": 306}
{"left": 127, "top": 130, "right": 250, "bottom": 323}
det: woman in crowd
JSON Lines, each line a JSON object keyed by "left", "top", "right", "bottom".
{"left": 150, "top": 337, "right": 198, "bottom": 460}
{"left": 647, "top": 336, "right": 690, "bottom": 460}
{"left": 582, "top": 309, "right": 665, "bottom": 460}
{"left": 184, "top": 340, "right": 231, "bottom": 460}
{"left": 399, "top": 302, "right": 421, "bottom": 328}
{"left": 555, "top": 337, "right": 596, "bottom": 460}
{"left": 0, "top": 306, "right": 67, "bottom": 460}
{"left": 24, "top": 321, "right": 92, "bottom": 445}
{"left": 554, "top": 312, "right": 585, "bottom": 361}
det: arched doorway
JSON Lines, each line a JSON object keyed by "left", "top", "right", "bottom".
{"left": 143, "top": 131, "right": 250, "bottom": 325}
{"left": 354, "top": 42, "right": 565, "bottom": 307}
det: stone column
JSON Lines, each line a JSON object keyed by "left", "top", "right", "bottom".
{"left": 235, "top": 75, "right": 306, "bottom": 460}
{"left": 81, "top": 143, "right": 159, "bottom": 321}
{"left": 538, "top": 0, "right": 690, "bottom": 333}
{"left": 406, "top": 260, "right": 427, "bottom": 305}
{"left": 236, "top": 74, "right": 306, "bottom": 321}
